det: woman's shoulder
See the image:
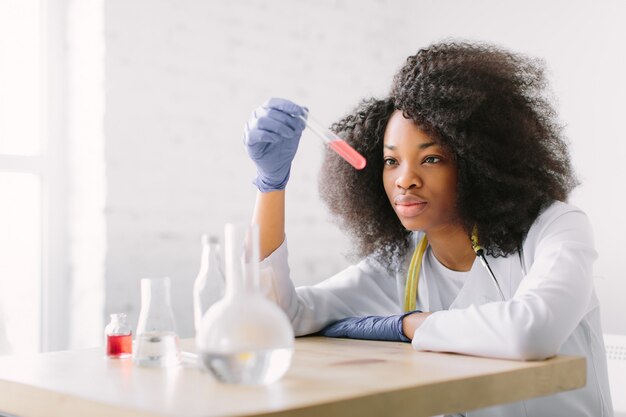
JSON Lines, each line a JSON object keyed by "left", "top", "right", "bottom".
{"left": 524, "top": 200, "right": 593, "bottom": 248}
{"left": 533, "top": 200, "right": 587, "bottom": 226}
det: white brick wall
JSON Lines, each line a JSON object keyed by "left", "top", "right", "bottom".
{"left": 102, "top": 0, "right": 626, "bottom": 340}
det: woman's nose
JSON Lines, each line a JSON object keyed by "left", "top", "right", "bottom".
{"left": 395, "top": 167, "right": 422, "bottom": 190}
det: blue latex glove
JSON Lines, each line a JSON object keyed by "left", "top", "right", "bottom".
{"left": 320, "top": 310, "right": 422, "bottom": 343}
{"left": 243, "top": 98, "right": 307, "bottom": 192}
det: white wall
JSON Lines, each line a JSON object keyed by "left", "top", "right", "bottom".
{"left": 101, "top": 0, "right": 626, "bottom": 339}
{"left": 66, "top": 0, "right": 106, "bottom": 350}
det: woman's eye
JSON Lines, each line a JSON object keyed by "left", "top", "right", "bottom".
{"left": 423, "top": 156, "right": 441, "bottom": 164}
{"left": 383, "top": 157, "right": 397, "bottom": 166}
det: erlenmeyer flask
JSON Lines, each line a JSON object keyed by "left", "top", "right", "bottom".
{"left": 193, "top": 235, "right": 225, "bottom": 335}
{"left": 134, "top": 277, "right": 181, "bottom": 367}
{"left": 196, "top": 223, "right": 294, "bottom": 385}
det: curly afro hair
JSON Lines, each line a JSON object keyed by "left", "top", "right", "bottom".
{"left": 319, "top": 41, "right": 578, "bottom": 266}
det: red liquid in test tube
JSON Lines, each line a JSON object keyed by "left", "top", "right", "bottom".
{"left": 300, "top": 113, "right": 367, "bottom": 170}
{"left": 107, "top": 334, "right": 132, "bottom": 358}
{"left": 327, "top": 140, "right": 367, "bottom": 170}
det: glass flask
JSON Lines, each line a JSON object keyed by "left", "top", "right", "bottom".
{"left": 196, "top": 223, "right": 295, "bottom": 385}
{"left": 134, "top": 277, "right": 181, "bottom": 367}
{"left": 105, "top": 313, "right": 132, "bottom": 358}
{"left": 193, "top": 235, "right": 225, "bottom": 335}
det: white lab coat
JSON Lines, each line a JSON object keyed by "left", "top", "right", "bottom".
{"left": 259, "top": 201, "right": 613, "bottom": 417}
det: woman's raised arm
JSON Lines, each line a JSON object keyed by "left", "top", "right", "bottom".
{"left": 242, "top": 97, "right": 307, "bottom": 259}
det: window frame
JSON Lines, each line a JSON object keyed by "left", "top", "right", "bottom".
{"left": 0, "top": 0, "right": 69, "bottom": 352}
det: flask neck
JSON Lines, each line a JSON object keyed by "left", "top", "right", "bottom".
{"left": 207, "top": 243, "right": 221, "bottom": 266}
{"left": 224, "top": 224, "right": 261, "bottom": 296}
{"left": 200, "top": 238, "right": 221, "bottom": 271}
{"left": 141, "top": 280, "right": 173, "bottom": 307}
{"left": 224, "top": 260, "right": 260, "bottom": 296}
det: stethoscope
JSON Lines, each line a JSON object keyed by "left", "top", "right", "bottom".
{"left": 403, "top": 228, "right": 506, "bottom": 312}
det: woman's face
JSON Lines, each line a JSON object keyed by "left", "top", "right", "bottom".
{"left": 382, "top": 110, "right": 460, "bottom": 232}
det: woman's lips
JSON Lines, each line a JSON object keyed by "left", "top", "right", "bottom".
{"left": 394, "top": 195, "right": 427, "bottom": 218}
{"left": 395, "top": 202, "right": 427, "bottom": 218}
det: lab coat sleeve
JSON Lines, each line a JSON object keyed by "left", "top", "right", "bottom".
{"left": 259, "top": 239, "right": 399, "bottom": 336}
{"left": 411, "top": 207, "right": 597, "bottom": 360}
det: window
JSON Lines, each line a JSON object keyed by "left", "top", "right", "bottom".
{"left": 0, "top": 0, "right": 65, "bottom": 353}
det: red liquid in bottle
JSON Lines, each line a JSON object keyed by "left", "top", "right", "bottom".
{"left": 328, "top": 140, "right": 367, "bottom": 170}
{"left": 107, "top": 334, "right": 132, "bottom": 358}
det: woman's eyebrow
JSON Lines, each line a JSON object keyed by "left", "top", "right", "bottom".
{"left": 384, "top": 142, "right": 437, "bottom": 150}
{"left": 419, "top": 141, "right": 437, "bottom": 149}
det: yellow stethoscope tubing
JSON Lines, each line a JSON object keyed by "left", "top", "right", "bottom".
{"left": 403, "top": 235, "right": 429, "bottom": 312}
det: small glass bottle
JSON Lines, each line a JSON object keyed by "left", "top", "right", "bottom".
{"left": 193, "top": 235, "right": 225, "bottom": 335}
{"left": 105, "top": 313, "right": 132, "bottom": 358}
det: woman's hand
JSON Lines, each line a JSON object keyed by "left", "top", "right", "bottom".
{"left": 402, "top": 311, "right": 433, "bottom": 340}
{"left": 244, "top": 98, "right": 307, "bottom": 192}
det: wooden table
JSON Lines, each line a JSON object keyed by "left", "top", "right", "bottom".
{"left": 0, "top": 337, "right": 585, "bottom": 417}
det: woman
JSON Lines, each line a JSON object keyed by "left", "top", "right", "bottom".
{"left": 243, "top": 41, "right": 612, "bottom": 416}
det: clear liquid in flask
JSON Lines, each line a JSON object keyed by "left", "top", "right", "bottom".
{"left": 134, "top": 331, "right": 181, "bottom": 367}
{"left": 200, "top": 348, "right": 293, "bottom": 385}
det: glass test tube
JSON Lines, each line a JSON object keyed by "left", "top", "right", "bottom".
{"left": 299, "top": 113, "right": 367, "bottom": 170}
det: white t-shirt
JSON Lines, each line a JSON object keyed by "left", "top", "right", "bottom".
{"left": 259, "top": 201, "right": 613, "bottom": 417}
{"left": 424, "top": 247, "right": 474, "bottom": 310}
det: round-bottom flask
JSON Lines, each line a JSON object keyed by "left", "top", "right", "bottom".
{"left": 196, "top": 223, "right": 294, "bottom": 385}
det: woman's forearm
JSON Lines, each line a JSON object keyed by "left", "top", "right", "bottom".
{"left": 252, "top": 190, "right": 286, "bottom": 260}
